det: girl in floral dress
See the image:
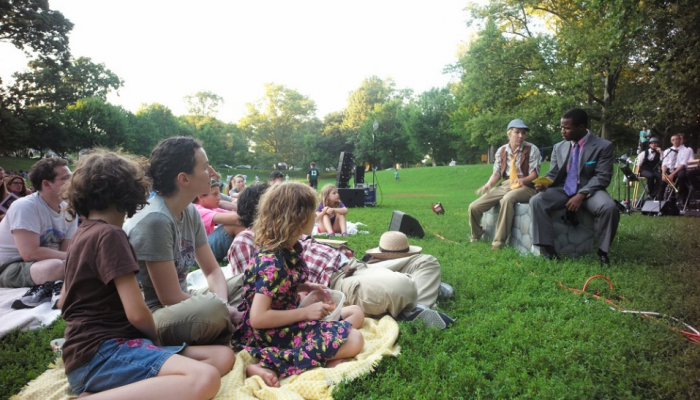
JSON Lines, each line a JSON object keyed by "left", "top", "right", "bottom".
{"left": 234, "top": 182, "right": 364, "bottom": 387}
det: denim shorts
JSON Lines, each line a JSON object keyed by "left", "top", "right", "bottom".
{"left": 208, "top": 225, "right": 234, "bottom": 262}
{"left": 66, "top": 338, "right": 185, "bottom": 395}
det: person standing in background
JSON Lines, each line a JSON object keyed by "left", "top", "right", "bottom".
{"left": 307, "top": 162, "right": 319, "bottom": 189}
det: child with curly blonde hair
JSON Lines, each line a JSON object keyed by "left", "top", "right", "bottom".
{"left": 234, "top": 182, "right": 364, "bottom": 387}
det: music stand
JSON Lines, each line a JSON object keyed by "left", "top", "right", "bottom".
{"left": 619, "top": 163, "right": 638, "bottom": 215}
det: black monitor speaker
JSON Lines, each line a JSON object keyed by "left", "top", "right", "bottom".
{"left": 641, "top": 200, "right": 679, "bottom": 216}
{"left": 355, "top": 166, "right": 365, "bottom": 185}
{"left": 336, "top": 152, "right": 354, "bottom": 189}
{"left": 388, "top": 210, "right": 425, "bottom": 238}
{"left": 338, "top": 188, "right": 365, "bottom": 208}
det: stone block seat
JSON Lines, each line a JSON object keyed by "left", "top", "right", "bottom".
{"left": 480, "top": 202, "right": 596, "bottom": 257}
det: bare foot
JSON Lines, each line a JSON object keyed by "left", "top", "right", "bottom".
{"left": 246, "top": 363, "right": 280, "bottom": 387}
{"left": 325, "top": 358, "right": 349, "bottom": 368}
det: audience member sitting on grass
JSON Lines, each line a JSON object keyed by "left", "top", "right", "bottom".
{"left": 123, "top": 137, "right": 245, "bottom": 346}
{"left": 193, "top": 179, "right": 244, "bottom": 262}
{"left": 468, "top": 119, "right": 541, "bottom": 250}
{"left": 269, "top": 170, "right": 284, "bottom": 185}
{"left": 60, "top": 150, "right": 234, "bottom": 399}
{"left": 233, "top": 182, "right": 364, "bottom": 387}
{"left": 229, "top": 174, "right": 246, "bottom": 195}
{"left": 0, "top": 158, "right": 77, "bottom": 309}
{"left": 228, "top": 183, "right": 455, "bottom": 329}
{"left": 5, "top": 175, "right": 31, "bottom": 198}
{"left": 316, "top": 184, "right": 348, "bottom": 237}
{"left": 0, "top": 172, "right": 9, "bottom": 223}
{"left": 208, "top": 168, "right": 237, "bottom": 210}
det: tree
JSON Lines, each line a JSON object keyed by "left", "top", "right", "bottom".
{"left": 404, "top": 87, "right": 460, "bottom": 166}
{"left": 22, "top": 105, "right": 68, "bottom": 156}
{"left": 467, "top": 0, "right": 649, "bottom": 141}
{"left": 451, "top": 17, "right": 558, "bottom": 155}
{"left": 0, "top": 0, "right": 73, "bottom": 60}
{"left": 63, "top": 97, "right": 129, "bottom": 153}
{"left": 183, "top": 91, "right": 224, "bottom": 119}
{"left": 342, "top": 76, "right": 396, "bottom": 133}
{"left": 238, "top": 83, "right": 317, "bottom": 167}
{"left": 10, "top": 56, "right": 123, "bottom": 110}
{"left": 126, "top": 103, "right": 184, "bottom": 156}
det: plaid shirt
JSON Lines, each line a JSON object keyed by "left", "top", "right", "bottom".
{"left": 228, "top": 230, "right": 352, "bottom": 286}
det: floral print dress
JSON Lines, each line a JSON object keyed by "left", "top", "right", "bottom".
{"left": 233, "top": 242, "right": 352, "bottom": 377}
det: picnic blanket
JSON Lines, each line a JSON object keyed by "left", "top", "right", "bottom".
{"left": 312, "top": 221, "right": 368, "bottom": 237}
{"left": 0, "top": 288, "right": 61, "bottom": 339}
{"left": 11, "top": 315, "right": 400, "bottom": 400}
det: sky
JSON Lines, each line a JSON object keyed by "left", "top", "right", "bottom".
{"left": 0, "top": 0, "right": 478, "bottom": 123}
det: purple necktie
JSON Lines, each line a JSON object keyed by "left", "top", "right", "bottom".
{"left": 564, "top": 143, "right": 580, "bottom": 196}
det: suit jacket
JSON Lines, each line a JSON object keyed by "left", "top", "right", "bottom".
{"left": 546, "top": 131, "right": 614, "bottom": 195}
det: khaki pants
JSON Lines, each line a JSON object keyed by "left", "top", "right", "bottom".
{"left": 468, "top": 181, "right": 536, "bottom": 248}
{"left": 151, "top": 274, "right": 245, "bottom": 346}
{"left": 0, "top": 257, "right": 35, "bottom": 288}
{"left": 329, "top": 254, "right": 441, "bottom": 317}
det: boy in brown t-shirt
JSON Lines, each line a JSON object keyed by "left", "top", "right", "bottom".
{"left": 60, "top": 150, "right": 235, "bottom": 398}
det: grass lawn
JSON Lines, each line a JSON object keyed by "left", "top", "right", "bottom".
{"left": 2, "top": 163, "right": 700, "bottom": 399}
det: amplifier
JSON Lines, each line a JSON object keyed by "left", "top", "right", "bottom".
{"left": 337, "top": 188, "right": 365, "bottom": 208}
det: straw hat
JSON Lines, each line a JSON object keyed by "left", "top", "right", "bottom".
{"left": 366, "top": 231, "right": 422, "bottom": 260}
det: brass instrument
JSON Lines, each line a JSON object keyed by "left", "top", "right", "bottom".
{"left": 631, "top": 159, "right": 643, "bottom": 208}
{"left": 662, "top": 169, "right": 679, "bottom": 193}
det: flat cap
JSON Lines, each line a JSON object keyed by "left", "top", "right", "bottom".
{"left": 507, "top": 119, "right": 529, "bottom": 131}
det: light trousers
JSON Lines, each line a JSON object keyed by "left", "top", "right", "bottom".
{"left": 329, "top": 254, "right": 441, "bottom": 317}
{"left": 468, "top": 181, "right": 536, "bottom": 247}
{"left": 152, "top": 274, "right": 245, "bottom": 346}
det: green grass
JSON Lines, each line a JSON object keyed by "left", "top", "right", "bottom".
{"left": 2, "top": 164, "right": 700, "bottom": 399}
{"left": 0, "top": 156, "right": 40, "bottom": 174}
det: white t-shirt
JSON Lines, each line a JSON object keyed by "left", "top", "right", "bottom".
{"left": 0, "top": 192, "right": 78, "bottom": 263}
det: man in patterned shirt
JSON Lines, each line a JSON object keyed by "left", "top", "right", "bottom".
{"left": 228, "top": 183, "right": 455, "bottom": 329}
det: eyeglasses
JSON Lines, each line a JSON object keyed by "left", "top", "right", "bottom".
{"left": 10, "top": 181, "right": 23, "bottom": 186}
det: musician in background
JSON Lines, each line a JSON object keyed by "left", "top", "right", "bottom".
{"left": 659, "top": 134, "right": 692, "bottom": 202}
{"left": 637, "top": 137, "right": 663, "bottom": 200}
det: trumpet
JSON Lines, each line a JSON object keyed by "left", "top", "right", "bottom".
{"left": 662, "top": 169, "right": 679, "bottom": 193}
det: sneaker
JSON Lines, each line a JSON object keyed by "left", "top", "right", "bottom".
{"left": 11, "top": 282, "right": 54, "bottom": 309}
{"left": 437, "top": 282, "right": 455, "bottom": 302}
{"left": 51, "top": 280, "right": 63, "bottom": 309}
{"left": 401, "top": 306, "right": 454, "bottom": 330}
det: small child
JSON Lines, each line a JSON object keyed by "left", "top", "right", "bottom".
{"left": 235, "top": 182, "right": 364, "bottom": 387}
{"left": 394, "top": 169, "right": 399, "bottom": 181}
{"left": 60, "top": 150, "right": 235, "bottom": 398}
{"left": 316, "top": 184, "right": 348, "bottom": 237}
{"left": 193, "top": 179, "right": 240, "bottom": 262}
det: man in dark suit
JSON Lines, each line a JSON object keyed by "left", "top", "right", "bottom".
{"left": 530, "top": 108, "right": 620, "bottom": 266}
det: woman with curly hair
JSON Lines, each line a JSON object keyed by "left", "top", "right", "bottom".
{"left": 234, "top": 182, "right": 364, "bottom": 387}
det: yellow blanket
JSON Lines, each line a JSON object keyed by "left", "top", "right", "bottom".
{"left": 12, "top": 316, "right": 400, "bottom": 400}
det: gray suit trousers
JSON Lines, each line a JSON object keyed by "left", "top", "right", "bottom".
{"left": 530, "top": 187, "right": 620, "bottom": 253}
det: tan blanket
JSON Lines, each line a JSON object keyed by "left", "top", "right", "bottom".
{"left": 11, "top": 316, "right": 400, "bottom": 400}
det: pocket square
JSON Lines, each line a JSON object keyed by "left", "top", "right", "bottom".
{"left": 585, "top": 161, "right": 597, "bottom": 165}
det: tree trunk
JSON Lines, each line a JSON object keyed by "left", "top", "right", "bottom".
{"left": 600, "top": 64, "right": 621, "bottom": 141}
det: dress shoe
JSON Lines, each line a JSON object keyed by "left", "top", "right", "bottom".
{"left": 437, "top": 283, "right": 455, "bottom": 302}
{"left": 599, "top": 253, "right": 610, "bottom": 266}
{"left": 541, "top": 251, "right": 560, "bottom": 261}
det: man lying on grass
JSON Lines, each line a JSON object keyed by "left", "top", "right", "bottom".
{"left": 228, "top": 183, "right": 456, "bottom": 329}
